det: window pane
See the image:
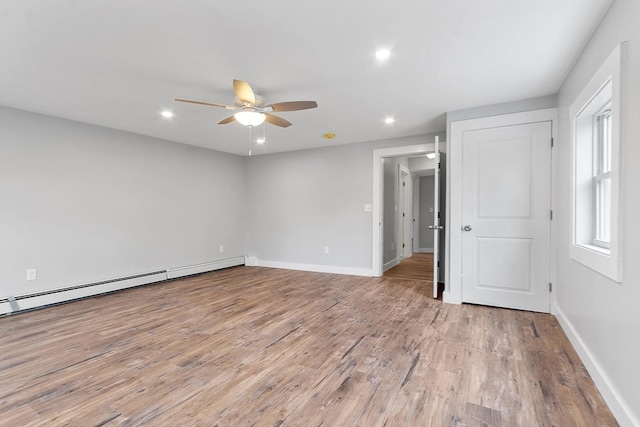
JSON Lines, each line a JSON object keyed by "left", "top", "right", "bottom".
{"left": 595, "top": 176, "right": 611, "bottom": 245}
{"left": 593, "top": 105, "right": 612, "bottom": 175}
{"left": 601, "top": 109, "right": 612, "bottom": 173}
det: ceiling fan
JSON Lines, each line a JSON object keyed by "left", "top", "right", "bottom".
{"left": 175, "top": 79, "right": 317, "bottom": 128}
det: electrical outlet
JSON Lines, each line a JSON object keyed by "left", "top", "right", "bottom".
{"left": 26, "top": 268, "right": 37, "bottom": 281}
{"left": 324, "top": 246, "right": 329, "bottom": 254}
{"left": 219, "top": 245, "right": 224, "bottom": 253}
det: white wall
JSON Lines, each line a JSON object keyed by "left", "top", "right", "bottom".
{"left": 244, "top": 133, "right": 444, "bottom": 274}
{"left": 555, "top": 1, "right": 640, "bottom": 425}
{"left": 0, "top": 107, "right": 246, "bottom": 300}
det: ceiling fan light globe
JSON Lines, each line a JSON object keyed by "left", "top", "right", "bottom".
{"left": 234, "top": 111, "right": 266, "bottom": 127}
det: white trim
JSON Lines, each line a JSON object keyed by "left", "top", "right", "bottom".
{"left": 383, "top": 258, "right": 401, "bottom": 272}
{"left": 554, "top": 304, "right": 638, "bottom": 427}
{"left": 166, "top": 257, "right": 245, "bottom": 279}
{"left": 372, "top": 142, "right": 439, "bottom": 276}
{"left": 447, "top": 108, "right": 558, "bottom": 305}
{"left": 256, "top": 259, "right": 374, "bottom": 277}
{"left": 417, "top": 248, "right": 434, "bottom": 253}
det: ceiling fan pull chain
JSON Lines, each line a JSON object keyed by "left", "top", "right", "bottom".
{"left": 248, "top": 125, "right": 253, "bottom": 156}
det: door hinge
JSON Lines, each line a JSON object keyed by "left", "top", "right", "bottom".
{"left": 402, "top": 243, "right": 405, "bottom": 248}
{"left": 550, "top": 137, "right": 554, "bottom": 148}
{"left": 437, "top": 261, "right": 440, "bottom": 267}
{"left": 438, "top": 162, "right": 441, "bottom": 170}
{"left": 403, "top": 212, "right": 405, "bottom": 217}
{"left": 403, "top": 182, "right": 406, "bottom": 187}
{"left": 549, "top": 282, "right": 553, "bottom": 292}
{"left": 550, "top": 210, "right": 553, "bottom": 220}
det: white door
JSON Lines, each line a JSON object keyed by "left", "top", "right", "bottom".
{"left": 430, "top": 137, "right": 441, "bottom": 298}
{"left": 461, "top": 122, "right": 551, "bottom": 312}
{"left": 399, "top": 165, "right": 412, "bottom": 259}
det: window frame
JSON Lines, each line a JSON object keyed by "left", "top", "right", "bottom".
{"left": 569, "top": 43, "right": 623, "bottom": 282}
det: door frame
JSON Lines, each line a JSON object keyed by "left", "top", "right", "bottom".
{"left": 372, "top": 141, "right": 441, "bottom": 276}
{"left": 445, "top": 108, "right": 557, "bottom": 306}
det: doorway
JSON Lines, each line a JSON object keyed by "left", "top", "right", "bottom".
{"left": 372, "top": 138, "right": 446, "bottom": 297}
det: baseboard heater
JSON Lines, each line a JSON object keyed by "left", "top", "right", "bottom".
{"left": 0, "top": 256, "right": 246, "bottom": 316}
{"left": 165, "top": 257, "right": 245, "bottom": 279}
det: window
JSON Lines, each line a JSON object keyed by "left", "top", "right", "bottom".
{"left": 592, "top": 102, "right": 611, "bottom": 248}
{"left": 570, "top": 44, "right": 623, "bottom": 282}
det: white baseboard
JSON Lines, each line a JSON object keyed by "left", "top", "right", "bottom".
{"left": 383, "top": 258, "right": 401, "bottom": 272}
{"left": 554, "top": 304, "right": 638, "bottom": 427}
{"left": 166, "top": 257, "right": 245, "bottom": 279}
{"left": 417, "top": 248, "right": 434, "bottom": 253}
{"left": 255, "top": 259, "right": 374, "bottom": 277}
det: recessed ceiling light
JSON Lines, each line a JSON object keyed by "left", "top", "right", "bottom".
{"left": 375, "top": 49, "right": 391, "bottom": 60}
{"left": 161, "top": 110, "right": 174, "bottom": 119}
{"left": 426, "top": 153, "right": 436, "bottom": 159}
{"left": 256, "top": 137, "right": 266, "bottom": 144}
{"left": 323, "top": 133, "right": 336, "bottom": 139}
{"left": 384, "top": 117, "right": 395, "bottom": 124}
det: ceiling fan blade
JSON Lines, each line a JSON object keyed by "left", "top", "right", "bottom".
{"left": 233, "top": 79, "right": 256, "bottom": 107}
{"left": 265, "top": 113, "right": 292, "bottom": 128}
{"left": 218, "top": 115, "right": 236, "bottom": 125}
{"left": 267, "top": 101, "right": 318, "bottom": 112}
{"left": 174, "top": 98, "right": 234, "bottom": 109}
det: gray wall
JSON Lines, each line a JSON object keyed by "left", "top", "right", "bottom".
{"left": 419, "top": 175, "right": 435, "bottom": 250}
{"left": 446, "top": 94, "right": 558, "bottom": 128}
{"left": 382, "top": 158, "right": 396, "bottom": 264}
{"left": 0, "top": 107, "right": 246, "bottom": 298}
{"left": 555, "top": 1, "right": 639, "bottom": 424}
{"left": 245, "top": 133, "right": 444, "bottom": 272}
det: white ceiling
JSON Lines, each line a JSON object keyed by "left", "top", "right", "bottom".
{"left": 0, "top": 0, "right": 611, "bottom": 156}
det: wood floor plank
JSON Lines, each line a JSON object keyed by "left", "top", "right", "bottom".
{"left": 0, "top": 266, "right": 618, "bottom": 426}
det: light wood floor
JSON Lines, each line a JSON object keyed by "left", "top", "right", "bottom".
{"left": 0, "top": 267, "right": 617, "bottom": 426}
{"left": 384, "top": 253, "right": 433, "bottom": 282}
{"left": 384, "top": 253, "right": 445, "bottom": 299}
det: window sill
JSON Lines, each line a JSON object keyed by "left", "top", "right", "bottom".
{"left": 570, "top": 242, "right": 622, "bottom": 282}
{"left": 580, "top": 243, "right": 610, "bottom": 255}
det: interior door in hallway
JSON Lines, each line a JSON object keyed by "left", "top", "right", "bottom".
{"left": 430, "top": 138, "right": 442, "bottom": 298}
{"left": 461, "top": 121, "right": 552, "bottom": 312}
{"left": 399, "top": 165, "right": 412, "bottom": 259}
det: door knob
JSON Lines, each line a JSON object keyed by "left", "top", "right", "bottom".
{"left": 462, "top": 225, "right": 472, "bottom": 231}
{"left": 428, "top": 225, "right": 444, "bottom": 230}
